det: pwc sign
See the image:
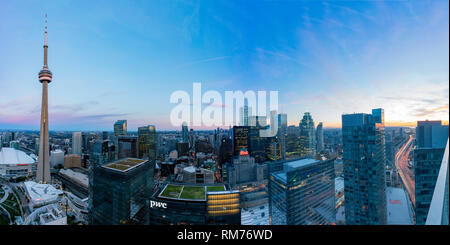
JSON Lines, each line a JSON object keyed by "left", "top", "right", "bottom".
{"left": 150, "top": 200, "right": 167, "bottom": 209}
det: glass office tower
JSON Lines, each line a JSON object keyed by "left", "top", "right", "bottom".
{"left": 89, "top": 158, "right": 154, "bottom": 225}
{"left": 114, "top": 120, "right": 127, "bottom": 136}
{"left": 138, "top": 125, "right": 157, "bottom": 161}
{"left": 342, "top": 108, "right": 387, "bottom": 225}
{"left": 299, "top": 112, "right": 316, "bottom": 158}
{"left": 269, "top": 158, "right": 335, "bottom": 225}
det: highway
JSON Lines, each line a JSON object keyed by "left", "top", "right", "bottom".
{"left": 394, "top": 135, "right": 415, "bottom": 208}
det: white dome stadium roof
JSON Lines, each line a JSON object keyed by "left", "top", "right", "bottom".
{"left": 0, "top": 147, "right": 36, "bottom": 165}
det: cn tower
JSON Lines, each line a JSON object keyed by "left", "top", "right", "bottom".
{"left": 36, "top": 14, "right": 52, "bottom": 183}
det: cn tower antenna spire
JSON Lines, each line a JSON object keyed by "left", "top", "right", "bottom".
{"left": 45, "top": 14, "right": 47, "bottom": 46}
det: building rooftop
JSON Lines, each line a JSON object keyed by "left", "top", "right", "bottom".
{"left": 285, "top": 158, "right": 318, "bottom": 170}
{"left": 272, "top": 158, "right": 319, "bottom": 183}
{"left": 386, "top": 187, "right": 414, "bottom": 225}
{"left": 0, "top": 147, "right": 35, "bottom": 165}
{"left": 241, "top": 203, "right": 269, "bottom": 225}
{"left": 59, "top": 168, "right": 88, "bottom": 188}
{"left": 102, "top": 158, "right": 146, "bottom": 173}
{"left": 158, "top": 183, "right": 226, "bottom": 201}
{"left": 23, "top": 181, "right": 63, "bottom": 206}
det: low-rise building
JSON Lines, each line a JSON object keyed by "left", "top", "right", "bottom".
{"left": 23, "top": 181, "right": 64, "bottom": 210}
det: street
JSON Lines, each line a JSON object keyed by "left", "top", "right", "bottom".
{"left": 395, "top": 135, "right": 415, "bottom": 208}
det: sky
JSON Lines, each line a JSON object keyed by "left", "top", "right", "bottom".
{"left": 0, "top": 0, "right": 448, "bottom": 131}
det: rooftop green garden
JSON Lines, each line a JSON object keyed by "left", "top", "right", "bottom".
{"left": 160, "top": 184, "right": 183, "bottom": 198}
{"left": 179, "top": 186, "right": 205, "bottom": 200}
{"left": 206, "top": 186, "right": 225, "bottom": 192}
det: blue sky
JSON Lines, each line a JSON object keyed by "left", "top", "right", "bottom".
{"left": 0, "top": 0, "right": 448, "bottom": 131}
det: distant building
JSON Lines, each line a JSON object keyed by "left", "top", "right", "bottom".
{"left": 138, "top": 125, "right": 157, "bottom": 161}
{"left": 64, "top": 154, "right": 82, "bottom": 169}
{"left": 102, "top": 131, "right": 108, "bottom": 141}
{"left": 218, "top": 137, "right": 233, "bottom": 165}
{"left": 342, "top": 108, "right": 387, "bottom": 225}
{"left": 182, "top": 122, "right": 189, "bottom": 143}
{"left": 89, "top": 158, "right": 154, "bottom": 225}
{"left": 299, "top": 112, "right": 316, "bottom": 157}
{"left": 269, "top": 158, "right": 335, "bottom": 225}
{"left": 117, "top": 136, "right": 138, "bottom": 159}
{"left": 239, "top": 101, "right": 252, "bottom": 126}
{"left": 233, "top": 126, "right": 250, "bottom": 156}
{"left": 178, "top": 166, "right": 214, "bottom": 184}
{"left": 72, "top": 132, "right": 82, "bottom": 155}
{"left": 114, "top": 120, "right": 127, "bottom": 136}
{"left": 277, "top": 113, "right": 287, "bottom": 160}
{"left": 50, "top": 149, "right": 64, "bottom": 168}
{"left": 176, "top": 142, "right": 189, "bottom": 156}
{"left": 316, "top": 122, "right": 324, "bottom": 153}
{"left": 414, "top": 120, "right": 448, "bottom": 224}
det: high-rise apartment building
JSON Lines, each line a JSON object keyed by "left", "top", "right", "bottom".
{"left": 342, "top": 108, "right": 387, "bottom": 225}
{"left": 414, "top": 120, "right": 449, "bottom": 224}
{"left": 316, "top": 122, "right": 324, "bottom": 153}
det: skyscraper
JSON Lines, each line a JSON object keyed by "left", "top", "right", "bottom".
{"left": 89, "top": 158, "right": 154, "bottom": 225}
{"left": 37, "top": 15, "right": 52, "bottom": 183}
{"left": 414, "top": 120, "right": 449, "bottom": 224}
{"left": 239, "top": 99, "right": 252, "bottom": 126}
{"left": 277, "top": 113, "right": 287, "bottom": 160}
{"left": 182, "top": 122, "right": 189, "bottom": 143}
{"left": 232, "top": 126, "right": 249, "bottom": 157}
{"left": 316, "top": 122, "right": 324, "bottom": 153}
{"left": 269, "top": 158, "right": 335, "bottom": 225}
{"left": 72, "top": 132, "right": 82, "bottom": 155}
{"left": 299, "top": 112, "right": 316, "bottom": 158}
{"left": 342, "top": 108, "right": 387, "bottom": 225}
{"left": 114, "top": 120, "right": 127, "bottom": 136}
{"left": 138, "top": 125, "right": 157, "bottom": 161}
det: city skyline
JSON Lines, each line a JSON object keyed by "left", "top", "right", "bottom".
{"left": 0, "top": 0, "right": 449, "bottom": 131}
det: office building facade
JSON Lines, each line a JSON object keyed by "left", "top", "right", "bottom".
{"left": 89, "top": 158, "right": 154, "bottom": 225}
{"left": 269, "top": 158, "right": 335, "bottom": 225}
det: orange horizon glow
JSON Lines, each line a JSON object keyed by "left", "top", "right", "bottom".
{"left": 288, "top": 120, "right": 449, "bottom": 128}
